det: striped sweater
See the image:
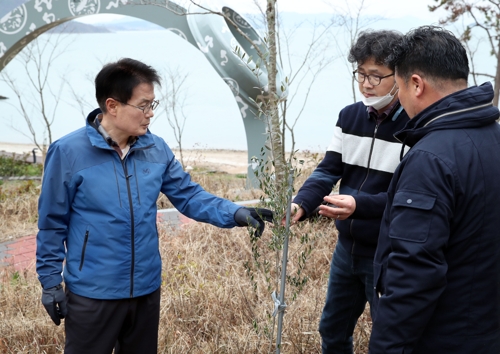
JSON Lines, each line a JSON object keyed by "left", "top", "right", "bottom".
{"left": 294, "top": 101, "right": 410, "bottom": 258}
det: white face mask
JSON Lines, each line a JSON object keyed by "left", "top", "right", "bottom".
{"left": 361, "top": 83, "right": 399, "bottom": 110}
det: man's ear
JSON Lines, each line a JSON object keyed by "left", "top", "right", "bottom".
{"left": 411, "top": 74, "right": 425, "bottom": 97}
{"left": 105, "top": 98, "right": 118, "bottom": 116}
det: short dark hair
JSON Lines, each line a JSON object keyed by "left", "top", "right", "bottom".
{"left": 95, "top": 58, "right": 161, "bottom": 113}
{"left": 348, "top": 29, "right": 403, "bottom": 70}
{"left": 386, "top": 26, "right": 469, "bottom": 83}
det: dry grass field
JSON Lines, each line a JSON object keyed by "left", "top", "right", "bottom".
{"left": 0, "top": 181, "right": 40, "bottom": 243}
{"left": 0, "top": 149, "right": 372, "bottom": 353}
{"left": 0, "top": 222, "right": 372, "bottom": 353}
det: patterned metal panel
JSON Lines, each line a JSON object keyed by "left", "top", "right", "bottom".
{"left": 0, "top": 0, "right": 288, "bottom": 187}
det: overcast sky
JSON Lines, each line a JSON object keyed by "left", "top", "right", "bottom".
{"left": 0, "top": 0, "right": 485, "bottom": 150}
{"left": 191, "top": 0, "right": 445, "bottom": 22}
{"left": 75, "top": 0, "right": 446, "bottom": 25}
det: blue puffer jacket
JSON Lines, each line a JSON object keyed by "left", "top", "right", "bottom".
{"left": 370, "top": 82, "right": 500, "bottom": 353}
{"left": 36, "top": 109, "right": 240, "bottom": 299}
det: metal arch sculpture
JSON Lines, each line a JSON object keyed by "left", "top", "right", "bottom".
{"left": 0, "top": 0, "right": 288, "bottom": 188}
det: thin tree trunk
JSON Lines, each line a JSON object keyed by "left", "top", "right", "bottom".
{"left": 494, "top": 38, "right": 500, "bottom": 107}
{"left": 266, "top": 0, "right": 286, "bottom": 189}
{"left": 351, "top": 78, "right": 357, "bottom": 104}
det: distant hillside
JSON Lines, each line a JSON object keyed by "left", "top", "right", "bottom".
{"left": 68, "top": 18, "right": 166, "bottom": 32}
{"left": 47, "top": 19, "right": 166, "bottom": 33}
{"left": 47, "top": 21, "right": 112, "bottom": 34}
{"left": 66, "top": 12, "right": 332, "bottom": 33}
{"left": 102, "top": 19, "right": 166, "bottom": 32}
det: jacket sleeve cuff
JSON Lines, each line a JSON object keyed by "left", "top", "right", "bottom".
{"left": 351, "top": 193, "right": 387, "bottom": 219}
{"left": 39, "top": 274, "right": 63, "bottom": 290}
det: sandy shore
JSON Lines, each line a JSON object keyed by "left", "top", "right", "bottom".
{"left": 0, "top": 142, "right": 249, "bottom": 174}
{"left": 0, "top": 142, "right": 40, "bottom": 155}
{"left": 171, "top": 149, "right": 248, "bottom": 174}
{"left": 0, "top": 142, "right": 321, "bottom": 175}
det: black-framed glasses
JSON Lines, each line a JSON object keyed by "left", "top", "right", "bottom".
{"left": 353, "top": 70, "right": 394, "bottom": 86}
{"left": 114, "top": 99, "right": 159, "bottom": 114}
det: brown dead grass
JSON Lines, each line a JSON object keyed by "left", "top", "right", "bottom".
{"left": 0, "top": 150, "right": 373, "bottom": 353}
{"left": 0, "top": 171, "right": 262, "bottom": 243}
{"left": 0, "top": 221, "right": 371, "bottom": 353}
{"left": 0, "top": 148, "right": 319, "bottom": 242}
{"left": 0, "top": 181, "right": 40, "bottom": 243}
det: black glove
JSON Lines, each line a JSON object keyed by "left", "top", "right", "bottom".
{"left": 41, "top": 284, "right": 67, "bottom": 326}
{"left": 234, "top": 207, "right": 274, "bottom": 237}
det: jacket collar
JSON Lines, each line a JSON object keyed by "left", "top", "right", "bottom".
{"left": 395, "top": 82, "right": 499, "bottom": 148}
{"left": 366, "top": 100, "right": 404, "bottom": 122}
{"left": 85, "top": 108, "right": 155, "bottom": 151}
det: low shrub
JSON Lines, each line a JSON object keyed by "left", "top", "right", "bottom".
{"left": 0, "top": 155, "right": 42, "bottom": 177}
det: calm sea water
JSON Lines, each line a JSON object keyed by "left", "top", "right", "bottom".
{"left": 0, "top": 17, "right": 495, "bottom": 152}
{"left": 0, "top": 28, "right": 343, "bottom": 152}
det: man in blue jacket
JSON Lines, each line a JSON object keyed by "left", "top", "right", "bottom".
{"left": 36, "top": 58, "right": 273, "bottom": 354}
{"left": 370, "top": 26, "right": 500, "bottom": 353}
{"left": 289, "top": 30, "right": 409, "bottom": 353}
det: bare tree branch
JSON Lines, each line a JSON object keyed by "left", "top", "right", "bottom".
{"left": 327, "top": 0, "right": 382, "bottom": 103}
{"left": 430, "top": 0, "right": 500, "bottom": 106}
{"left": 0, "top": 32, "right": 73, "bottom": 160}
{"left": 157, "top": 66, "right": 190, "bottom": 169}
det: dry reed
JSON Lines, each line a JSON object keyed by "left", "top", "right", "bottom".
{"left": 0, "top": 181, "right": 40, "bottom": 243}
{"left": 0, "top": 220, "right": 371, "bottom": 353}
{"left": 0, "top": 150, "right": 373, "bottom": 353}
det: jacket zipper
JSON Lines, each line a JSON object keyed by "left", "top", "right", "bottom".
{"left": 395, "top": 102, "right": 492, "bottom": 144}
{"left": 424, "top": 102, "right": 492, "bottom": 127}
{"left": 93, "top": 141, "right": 153, "bottom": 297}
{"left": 351, "top": 121, "right": 379, "bottom": 254}
{"left": 79, "top": 230, "right": 89, "bottom": 271}
{"left": 133, "top": 160, "right": 141, "bottom": 205}
{"left": 122, "top": 158, "right": 136, "bottom": 298}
